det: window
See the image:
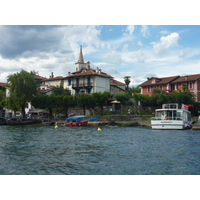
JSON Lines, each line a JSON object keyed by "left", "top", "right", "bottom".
{"left": 68, "top": 79, "right": 71, "bottom": 86}
{"left": 189, "top": 82, "right": 193, "bottom": 89}
{"left": 174, "top": 84, "right": 177, "bottom": 90}
{"left": 159, "top": 85, "right": 163, "bottom": 90}
{"left": 147, "top": 87, "right": 151, "bottom": 92}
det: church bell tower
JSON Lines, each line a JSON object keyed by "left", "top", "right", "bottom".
{"left": 75, "top": 45, "right": 85, "bottom": 71}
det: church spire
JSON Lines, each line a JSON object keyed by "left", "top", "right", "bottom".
{"left": 78, "top": 45, "right": 84, "bottom": 63}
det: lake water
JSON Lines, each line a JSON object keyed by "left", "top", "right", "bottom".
{"left": 0, "top": 125, "right": 200, "bottom": 175}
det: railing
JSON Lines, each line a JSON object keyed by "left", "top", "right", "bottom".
{"left": 151, "top": 117, "right": 183, "bottom": 120}
{"left": 72, "top": 82, "right": 93, "bottom": 88}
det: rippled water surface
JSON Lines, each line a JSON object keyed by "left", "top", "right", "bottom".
{"left": 0, "top": 125, "right": 200, "bottom": 175}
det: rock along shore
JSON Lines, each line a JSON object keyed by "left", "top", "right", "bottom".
{"left": 88, "top": 120, "right": 151, "bottom": 128}
{"left": 88, "top": 115, "right": 152, "bottom": 128}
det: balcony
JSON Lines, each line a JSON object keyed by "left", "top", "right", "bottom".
{"left": 72, "top": 82, "right": 93, "bottom": 88}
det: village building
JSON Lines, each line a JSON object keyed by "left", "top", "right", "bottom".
{"left": 62, "top": 46, "right": 125, "bottom": 96}
{"left": 138, "top": 74, "right": 200, "bottom": 102}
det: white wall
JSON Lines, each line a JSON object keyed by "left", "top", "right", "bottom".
{"left": 94, "top": 76, "right": 110, "bottom": 93}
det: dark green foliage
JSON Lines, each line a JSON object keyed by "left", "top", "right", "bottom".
{"left": 51, "top": 86, "right": 70, "bottom": 95}
{"left": 76, "top": 93, "right": 91, "bottom": 115}
{"left": 0, "top": 89, "right": 6, "bottom": 109}
{"left": 115, "top": 93, "right": 130, "bottom": 105}
{"left": 7, "top": 70, "right": 39, "bottom": 116}
{"left": 124, "top": 76, "right": 131, "bottom": 91}
{"left": 129, "top": 86, "right": 141, "bottom": 94}
{"left": 152, "top": 88, "right": 166, "bottom": 95}
{"left": 91, "top": 91, "right": 110, "bottom": 115}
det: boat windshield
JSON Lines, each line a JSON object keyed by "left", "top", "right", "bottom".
{"left": 155, "top": 110, "right": 182, "bottom": 120}
{"left": 154, "top": 109, "right": 191, "bottom": 121}
{"left": 66, "top": 118, "right": 76, "bottom": 123}
{"left": 66, "top": 116, "right": 87, "bottom": 123}
{"left": 77, "top": 117, "right": 87, "bottom": 122}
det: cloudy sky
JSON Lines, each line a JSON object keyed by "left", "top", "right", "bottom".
{"left": 0, "top": 25, "right": 200, "bottom": 87}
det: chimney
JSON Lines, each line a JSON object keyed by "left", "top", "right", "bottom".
{"left": 68, "top": 72, "right": 71, "bottom": 76}
{"left": 185, "top": 76, "right": 188, "bottom": 81}
{"left": 87, "top": 61, "right": 90, "bottom": 69}
{"left": 50, "top": 72, "right": 54, "bottom": 78}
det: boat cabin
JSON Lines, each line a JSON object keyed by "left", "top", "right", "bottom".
{"left": 64, "top": 115, "right": 88, "bottom": 126}
{"left": 151, "top": 103, "right": 192, "bottom": 130}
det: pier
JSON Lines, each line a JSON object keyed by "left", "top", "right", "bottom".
{"left": 192, "top": 121, "right": 200, "bottom": 130}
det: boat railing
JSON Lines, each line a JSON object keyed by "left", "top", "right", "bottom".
{"left": 162, "top": 104, "right": 180, "bottom": 109}
{"left": 151, "top": 117, "right": 183, "bottom": 121}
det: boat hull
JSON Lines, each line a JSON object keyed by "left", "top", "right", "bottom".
{"left": 151, "top": 120, "right": 192, "bottom": 130}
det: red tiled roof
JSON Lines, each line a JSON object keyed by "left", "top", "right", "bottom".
{"left": 171, "top": 74, "right": 200, "bottom": 83}
{"left": 38, "top": 89, "right": 51, "bottom": 94}
{"left": 138, "top": 76, "right": 180, "bottom": 87}
{"left": 0, "top": 82, "right": 8, "bottom": 87}
{"left": 35, "top": 75, "right": 47, "bottom": 80}
{"left": 64, "top": 68, "right": 113, "bottom": 79}
{"left": 44, "top": 76, "right": 64, "bottom": 81}
{"left": 111, "top": 79, "right": 125, "bottom": 85}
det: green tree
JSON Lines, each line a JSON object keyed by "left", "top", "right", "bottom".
{"left": 152, "top": 88, "right": 166, "bottom": 95}
{"left": 51, "top": 86, "right": 70, "bottom": 95}
{"left": 124, "top": 76, "right": 131, "bottom": 91}
{"left": 92, "top": 92, "right": 110, "bottom": 115}
{"left": 0, "top": 87, "right": 6, "bottom": 109}
{"left": 129, "top": 86, "right": 141, "bottom": 94}
{"left": 32, "top": 94, "right": 57, "bottom": 116}
{"left": 7, "top": 70, "right": 39, "bottom": 117}
{"left": 62, "top": 95, "right": 75, "bottom": 117}
{"left": 115, "top": 93, "right": 130, "bottom": 105}
{"left": 76, "top": 93, "right": 91, "bottom": 115}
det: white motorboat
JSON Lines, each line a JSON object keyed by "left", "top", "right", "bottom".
{"left": 151, "top": 104, "right": 192, "bottom": 130}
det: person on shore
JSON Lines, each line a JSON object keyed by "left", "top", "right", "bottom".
{"left": 127, "top": 109, "right": 133, "bottom": 115}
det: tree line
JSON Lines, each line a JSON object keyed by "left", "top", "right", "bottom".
{"left": 0, "top": 70, "right": 199, "bottom": 117}
{"left": 115, "top": 87, "right": 200, "bottom": 115}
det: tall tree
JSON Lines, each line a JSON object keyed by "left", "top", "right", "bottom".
{"left": 7, "top": 70, "right": 39, "bottom": 117}
{"left": 124, "top": 76, "right": 131, "bottom": 91}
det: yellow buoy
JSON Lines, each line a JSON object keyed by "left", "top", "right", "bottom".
{"left": 54, "top": 125, "right": 58, "bottom": 129}
{"left": 97, "top": 127, "right": 102, "bottom": 131}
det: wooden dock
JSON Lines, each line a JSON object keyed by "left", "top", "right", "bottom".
{"left": 192, "top": 121, "right": 200, "bottom": 130}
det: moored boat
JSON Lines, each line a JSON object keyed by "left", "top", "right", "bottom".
{"left": 64, "top": 115, "right": 88, "bottom": 127}
{"left": 151, "top": 104, "right": 192, "bottom": 130}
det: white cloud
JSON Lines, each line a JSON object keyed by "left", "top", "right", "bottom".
{"left": 137, "top": 41, "right": 143, "bottom": 46}
{"left": 151, "top": 32, "right": 180, "bottom": 56}
{"left": 122, "top": 44, "right": 129, "bottom": 52}
{"left": 102, "top": 51, "right": 123, "bottom": 64}
{"left": 130, "top": 50, "right": 147, "bottom": 63}
{"left": 178, "top": 48, "right": 193, "bottom": 58}
{"left": 141, "top": 25, "right": 150, "bottom": 38}
{"left": 125, "top": 25, "right": 135, "bottom": 35}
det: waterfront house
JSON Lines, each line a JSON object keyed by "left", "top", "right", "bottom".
{"left": 138, "top": 74, "right": 200, "bottom": 102}
{"left": 62, "top": 46, "right": 125, "bottom": 96}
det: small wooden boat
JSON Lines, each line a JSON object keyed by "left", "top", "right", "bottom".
{"left": 64, "top": 115, "right": 88, "bottom": 127}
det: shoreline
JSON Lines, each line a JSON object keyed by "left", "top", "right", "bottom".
{"left": 87, "top": 120, "right": 151, "bottom": 128}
